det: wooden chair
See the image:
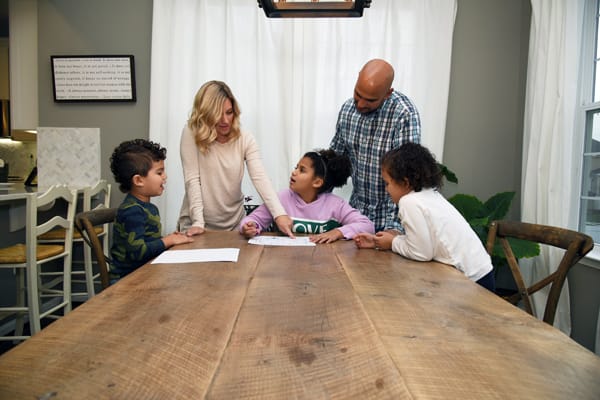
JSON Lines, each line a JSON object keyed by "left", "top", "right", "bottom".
{"left": 0, "top": 185, "right": 77, "bottom": 340}
{"left": 486, "top": 220, "right": 594, "bottom": 325}
{"left": 39, "top": 180, "right": 111, "bottom": 299}
{"left": 74, "top": 207, "right": 118, "bottom": 290}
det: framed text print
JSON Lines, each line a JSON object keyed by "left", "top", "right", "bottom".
{"left": 51, "top": 55, "right": 136, "bottom": 102}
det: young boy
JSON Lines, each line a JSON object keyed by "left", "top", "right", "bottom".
{"left": 109, "top": 139, "right": 193, "bottom": 279}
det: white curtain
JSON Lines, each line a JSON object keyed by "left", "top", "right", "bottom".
{"left": 149, "top": 0, "right": 457, "bottom": 233}
{"left": 521, "top": 0, "right": 585, "bottom": 333}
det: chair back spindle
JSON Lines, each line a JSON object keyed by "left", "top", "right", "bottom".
{"left": 486, "top": 220, "right": 594, "bottom": 325}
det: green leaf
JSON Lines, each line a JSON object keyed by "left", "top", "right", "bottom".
{"left": 469, "top": 217, "right": 489, "bottom": 228}
{"left": 490, "top": 238, "right": 540, "bottom": 266}
{"left": 438, "top": 163, "right": 458, "bottom": 184}
{"left": 448, "top": 194, "right": 484, "bottom": 220}
{"left": 441, "top": 167, "right": 537, "bottom": 267}
{"left": 471, "top": 224, "right": 489, "bottom": 244}
{"left": 507, "top": 237, "right": 540, "bottom": 259}
{"left": 484, "top": 191, "right": 515, "bottom": 221}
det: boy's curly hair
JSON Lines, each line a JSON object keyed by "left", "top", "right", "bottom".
{"left": 381, "top": 142, "right": 442, "bottom": 192}
{"left": 304, "top": 149, "right": 352, "bottom": 194}
{"left": 110, "top": 139, "right": 167, "bottom": 193}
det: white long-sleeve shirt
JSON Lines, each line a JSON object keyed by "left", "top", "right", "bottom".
{"left": 391, "top": 188, "right": 493, "bottom": 281}
{"left": 178, "top": 126, "right": 285, "bottom": 231}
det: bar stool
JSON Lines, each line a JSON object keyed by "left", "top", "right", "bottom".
{"left": 0, "top": 185, "right": 77, "bottom": 341}
{"left": 38, "top": 180, "right": 111, "bottom": 300}
{"left": 77, "top": 180, "right": 111, "bottom": 298}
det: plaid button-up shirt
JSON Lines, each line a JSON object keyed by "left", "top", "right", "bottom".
{"left": 330, "top": 90, "right": 421, "bottom": 231}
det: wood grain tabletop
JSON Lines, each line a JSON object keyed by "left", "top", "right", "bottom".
{"left": 0, "top": 231, "right": 598, "bottom": 399}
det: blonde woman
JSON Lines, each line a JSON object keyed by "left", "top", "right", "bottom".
{"left": 178, "top": 80, "right": 293, "bottom": 236}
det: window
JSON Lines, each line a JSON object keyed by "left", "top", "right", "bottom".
{"left": 579, "top": 0, "right": 600, "bottom": 245}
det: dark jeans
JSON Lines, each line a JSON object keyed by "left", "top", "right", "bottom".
{"left": 476, "top": 269, "right": 496, "bottom": 293}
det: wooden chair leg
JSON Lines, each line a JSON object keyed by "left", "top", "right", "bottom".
{"left": 82, "top": 242, "right": 96, "bottom": 299}
{"left": 500, "top": 237, "right": 534, "bottom": 315}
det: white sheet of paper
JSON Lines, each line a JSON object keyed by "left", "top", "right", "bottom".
{"left": 151, "top": 248, "right": 240, "bottom": 264}
{"left": 248, "top": 236, "right": 316, "bottom": 246}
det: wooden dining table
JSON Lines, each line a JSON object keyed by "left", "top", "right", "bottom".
{"left": 0, "top": 231, "right": 599, "bottom": 399}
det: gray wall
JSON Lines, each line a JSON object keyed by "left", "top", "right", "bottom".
{"left": 569, "top": 261, "right": 600, "bottom": 352}
{"left": 37, "top": 0, "right": 153, "bottom": 208}
{"left": 25, "top": 0, "right": 600, "bottom": 353}
{"left": 442, "top": 0, "right": 530, "bottom": 222}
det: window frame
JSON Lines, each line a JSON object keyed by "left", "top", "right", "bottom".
{"left": 578, "top": 0, "right": 600, "bottom": 263}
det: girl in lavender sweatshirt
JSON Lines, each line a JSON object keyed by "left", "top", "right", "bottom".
{"left": 239, "top": 149, "right": 375, "bottom": 243}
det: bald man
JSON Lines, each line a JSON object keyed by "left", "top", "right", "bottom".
{"left": 330, "top": 59, "right": 421, "bottom": 232}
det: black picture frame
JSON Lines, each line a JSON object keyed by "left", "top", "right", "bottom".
{"left": 51, "top": 55, "right": 136, "bottom": 102}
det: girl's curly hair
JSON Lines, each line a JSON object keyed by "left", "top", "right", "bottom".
{"left": 381, "top": 142, "right": 442, "bottom": 192}
{"left": 304, "top": 149, "right": 352, "bottom": 194}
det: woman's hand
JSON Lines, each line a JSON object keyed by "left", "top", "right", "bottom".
{"left": 274, "top": 215, "right": 295, "bottom": 238}
{"left": 185, "top": 226, "right": 205, "bottom": 236}
{"left": 310, "top": 229, "right": 344, "bottom": 244}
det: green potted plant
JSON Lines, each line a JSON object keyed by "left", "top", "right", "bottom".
{"left": 439, "top": 164, "right": 540, "bottom": 272}
{"left": 447, "top": 191, "right": 540, "bottom": 269}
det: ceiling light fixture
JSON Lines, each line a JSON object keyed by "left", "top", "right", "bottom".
{"left": 257, "top": 0, "right": 372, "bottom": 18}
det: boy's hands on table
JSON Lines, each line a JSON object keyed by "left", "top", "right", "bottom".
{"left": 163, "top": 231, "right": 194, "bottom": 248}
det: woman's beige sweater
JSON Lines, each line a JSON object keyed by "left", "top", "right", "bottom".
{"left": 178, "top": 126, "right": 285, "bottom": 231}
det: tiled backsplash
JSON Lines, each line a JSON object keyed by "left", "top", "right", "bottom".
{"left": 0, "top": 139, "right": 36, "bottom": 181}
{"left": 37, "top": 127, "right": 101, "bottom": 190}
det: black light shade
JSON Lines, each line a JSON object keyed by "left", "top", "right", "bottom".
{"left": 257, "top": 0, "right": 372, "bottom": 18}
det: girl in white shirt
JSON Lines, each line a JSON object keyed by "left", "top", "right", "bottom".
{"left": 354, "top": 143, "right": 495, "bottom": 292}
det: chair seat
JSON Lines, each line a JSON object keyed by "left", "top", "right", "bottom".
{"left": 38, "top": 226, "right": 104, "bottom": 241}
{"left": 0, "top": 184, "right": 78, "bottom": 341}
{"left": 0, "top": 243, "right": 65, "bottom": 263}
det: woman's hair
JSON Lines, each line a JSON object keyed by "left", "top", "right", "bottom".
{"left": 381, "top": 142, "right": 442, "bottom": 192}
{"left": 110, "top": 139, "right": 167, "bottom": 193}
{"left": 303, "top": 149, "right": 352, "bottom": 194}
{"left": 187, "top": 80, "right": 241, "bottom": 152}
